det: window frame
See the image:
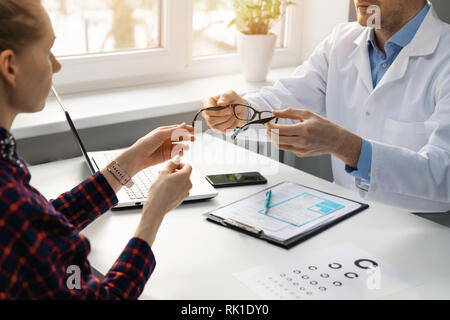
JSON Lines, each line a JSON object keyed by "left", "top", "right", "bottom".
{"left": 51, "top": 0, "right": 303, "bottom": 94}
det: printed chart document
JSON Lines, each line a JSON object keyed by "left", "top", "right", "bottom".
{"left": 234, "top": 243, "right": 419, "bottom": 299}
{"left": 205, "top": 182, "right": 368, "bottom": 248}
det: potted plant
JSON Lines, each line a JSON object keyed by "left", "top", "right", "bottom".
{"left": 229, "top": 0, "right": 295, "bottom": 82}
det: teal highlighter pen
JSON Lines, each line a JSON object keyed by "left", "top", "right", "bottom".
{"left": 264, "top": 190, "right": 272, "bottom": 214}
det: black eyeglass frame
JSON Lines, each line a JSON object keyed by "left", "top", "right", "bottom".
{"left": 191, "top": 104, "right": 279, "bottom": 140}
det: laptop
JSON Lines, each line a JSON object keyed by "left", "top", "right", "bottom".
{"left": 51, "top": 87, "right": 218, "bottom": 209}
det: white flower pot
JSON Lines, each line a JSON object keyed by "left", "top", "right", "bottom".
{"left": 237, "top": 32, "right": 277, "bottom": 82}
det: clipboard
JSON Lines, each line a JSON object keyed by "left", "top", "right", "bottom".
{"left": 204, "top": 181, "right": 369, "bottom": 249}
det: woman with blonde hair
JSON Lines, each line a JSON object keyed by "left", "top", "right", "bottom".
{"left": 0, "top": 0, "right": 193, "bottom": 299}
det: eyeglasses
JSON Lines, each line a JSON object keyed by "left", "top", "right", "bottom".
{"left": 192, "top": 104, "right": 279, "bottom": 140}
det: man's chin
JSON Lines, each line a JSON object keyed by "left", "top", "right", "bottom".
{"left": 356, "top": 15, "right": 369, "bottom": 27}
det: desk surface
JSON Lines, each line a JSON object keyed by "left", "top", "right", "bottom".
{"left": 29, "top": 134, "right": 450, "bottom": 299}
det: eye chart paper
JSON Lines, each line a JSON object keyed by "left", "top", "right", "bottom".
{"left": 234, "top": 243, "right": 419, "bottom": 300}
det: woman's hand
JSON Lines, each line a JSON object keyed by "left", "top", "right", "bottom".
{"left": 144, "top": 158, "right": 193, "bottom": 215}
{"left": 266, "top": 108, "right": 362, "bottom": 168}
{"left": 202, "top": 90, "right": 249, "bottom": 133}
{"left": 115, "top": 123, "right": 195, "bottom": 177}
{"left": 102, "top": 123, "right": 194, "bottom": 195}
{"left": 134, "top": 158, "right": 193, "bottom": 246}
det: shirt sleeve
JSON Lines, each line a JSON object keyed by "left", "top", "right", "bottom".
{"left": 345, "top": 139, "right": 373, "bottom": 191}
{"left": 36, "top": 235, "right": 155, "bottom": 300}
{"left": 77, "top": 237, "right": 156, "bottom": 300}
{"left": 0, "top": 182, "right": 155, "bottom": 300}
{"left": 50, "top": 172, "right": 118, "bottom": 231}
{"left": 99, "top": 237, "right": 155, "bottom": 299}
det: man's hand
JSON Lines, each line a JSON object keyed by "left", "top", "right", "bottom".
{"left": 201, "top": 90, "right": 249, "bottom": 133}
{"left": 266, "top": 108, "right": 362, "bottom": 168}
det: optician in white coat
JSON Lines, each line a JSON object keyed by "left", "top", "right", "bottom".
{"left": 203, "top": 2, "right": 450, "bottom": 213}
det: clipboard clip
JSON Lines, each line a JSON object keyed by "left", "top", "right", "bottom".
{"left": 224, "top": 218, "right": 263, "bottom": 235}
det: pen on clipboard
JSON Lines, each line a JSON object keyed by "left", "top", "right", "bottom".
{"left": 264, "top": 190, "right": 272, "bottom": 214}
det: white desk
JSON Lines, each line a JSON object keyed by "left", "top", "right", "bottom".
{"left": 29, "top": 134, "right": 450, "bottom": 299}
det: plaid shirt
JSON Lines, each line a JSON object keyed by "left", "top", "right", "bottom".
{"left": 0, "top": 128, "right": 155, "bottom": 299}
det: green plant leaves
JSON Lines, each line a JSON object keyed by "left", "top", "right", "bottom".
{"left": 230, "top": 0, "right": 295, "bottom": 35}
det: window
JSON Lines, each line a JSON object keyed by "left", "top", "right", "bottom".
{"left": 44, "top": 0, "right": 161, "bottom": 56}
{"left": 192, "top": 0, "right": 287, "bottom": 57}
{"left": 192, "top": 0, "right": 237, "bottom": 57}
{"left": 46, "top": 0, "right": 302, "bottom": 93}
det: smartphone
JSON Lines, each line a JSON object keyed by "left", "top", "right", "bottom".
{"left": 206, "top": 172, "right": 267, "bottom": 188}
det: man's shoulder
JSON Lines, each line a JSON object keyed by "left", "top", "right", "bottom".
{"left": 430, "top": 20, "right": 450, "bottom": 68}
{"left": 435, "top": 23, "right": 450, "bottom": 85}
{"left": 438, "top": 22, "right": 450, "bottom": 45}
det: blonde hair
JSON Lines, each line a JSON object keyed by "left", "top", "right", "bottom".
{"left": 0, "top": 0, "right": 43, "bottom": 53}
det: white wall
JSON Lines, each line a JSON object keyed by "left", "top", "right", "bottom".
{"left": 300, "top": 0, "right": 351, "bottom": 61}
{"left": 430, "top": 0, "right": 450, "bottom": 23}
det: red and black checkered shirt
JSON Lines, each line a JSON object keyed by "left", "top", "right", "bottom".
{"left": 0, "top": 128, "right": 156, "bottom": 299}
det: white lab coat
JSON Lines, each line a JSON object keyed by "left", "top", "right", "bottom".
{"left": 244, "top": 5, "right": 450, "bottom": 213}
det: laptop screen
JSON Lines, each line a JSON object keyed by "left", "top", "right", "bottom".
{"left": 51, "top": 87, "right": 96, "bottom": 173}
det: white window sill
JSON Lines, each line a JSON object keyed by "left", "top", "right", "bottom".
{"left": 11, "top": 67, "right": 296, "bottom": 140}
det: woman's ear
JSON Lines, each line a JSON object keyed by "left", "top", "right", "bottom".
{"left": 0, "top": 50, "right": 18, "bottom": 88}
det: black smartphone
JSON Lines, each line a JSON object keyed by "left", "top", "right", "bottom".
{"left": 206, "top": 172, "right": 267, "bottom": 188}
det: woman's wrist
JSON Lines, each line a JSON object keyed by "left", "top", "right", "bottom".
{"left": 101, "top": 147, "right": 143, "bottom": 194}
{"left": 143, "top": 194, "right": 169, "bottom": 218}
{"left": 114, "top": 146, "right": 143, "bottom": 178}
{"left": 135, "top": 205, "right": 165, "bottom": 247}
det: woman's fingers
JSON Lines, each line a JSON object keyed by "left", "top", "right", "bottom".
{"left": 176, "top": 163, "right": 192, "bottom": 176}
{"left": 160, "top": 125, "right": 195, "bottom": 143}
{"left": 157, "top": 123, "right": 194, "bottom": 135}
{"left": 163, "top": 157, "right": 181, "bottom": 173}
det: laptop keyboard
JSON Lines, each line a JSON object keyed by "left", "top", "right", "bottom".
{"left": 127, "top": 169, "right": 156, "bottom": 200}
{"left": 104, "top": 153, "right": 156, "bottom": 200}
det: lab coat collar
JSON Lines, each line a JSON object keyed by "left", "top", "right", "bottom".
{"left": 350, "top": 28, "right": 373, "bottom": 92}
{"left": 404, "top": 3, "right": 443, "bottom": 57}
{"left": 350, "top": 2, "right": 443, "bottom": 93}
{"left": 389, "top": 3, "right": 430, "bottom": 49}
{"left": 366, "top": 3, "right": 430, "bottom": 53}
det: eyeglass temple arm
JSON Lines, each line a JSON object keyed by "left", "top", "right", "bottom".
{"left": 192, "top": 112, "right": 202, "bottom": 127}
{"left": 231, "top": 116, "right": 279, "bottom": 140}
{"left": 192, "top": 106, "right": 233, "bottom": 127}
